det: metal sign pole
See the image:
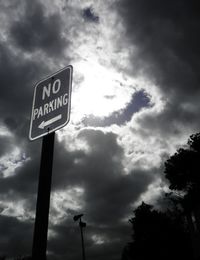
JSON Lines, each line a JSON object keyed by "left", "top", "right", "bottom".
{"left": 79, "top": 219, "right": 86, "bottom": 260}
{"left": 32, "top": 132, "right": 55, "bottom": 260}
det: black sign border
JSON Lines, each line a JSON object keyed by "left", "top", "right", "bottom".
{"left": 29, "top": 65, "right": 73, "bottom": 141}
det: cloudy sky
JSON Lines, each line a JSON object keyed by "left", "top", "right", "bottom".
{"left": 0, "top": 0, "right": 199, "bottom": 259}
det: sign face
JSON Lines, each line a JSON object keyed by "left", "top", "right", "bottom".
{"left": 29, "top": 65, "right": 73, "bottom": 141}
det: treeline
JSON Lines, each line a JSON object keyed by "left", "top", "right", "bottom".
{"left": 122, "top": 132, "right": 200, "bottom": 260}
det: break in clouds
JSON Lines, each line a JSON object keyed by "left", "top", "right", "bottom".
{"left": 0, "top": 0, "right": 200, "bottom": 259}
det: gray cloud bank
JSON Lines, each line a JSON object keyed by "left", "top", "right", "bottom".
{"left": 117, "top": 0, "right": 200, "bottom": 133}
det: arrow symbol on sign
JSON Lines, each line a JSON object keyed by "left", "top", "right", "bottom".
{"left": 38, "top": 114, "right": 62, "bottom": 129}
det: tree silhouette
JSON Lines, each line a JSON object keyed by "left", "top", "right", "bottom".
{"left": 164, "top": 132, "right": 200, "bottom": 259}
{"left": 122, "top": 202, "right": 192, "bottom": 260}
{"left": 165, "top": 133, "right": 200, "bottom": 192}
{"left": 122, "top": 133, "right": 200, "bottom": 260}
{"left": 164, "top": 133, "right": 200, "bottom": 223}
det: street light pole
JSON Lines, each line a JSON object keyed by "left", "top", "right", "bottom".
{"left": 73, "top": 214, "right": 86, "bottom": 260}
{"left": 79, "top": 218, "right": 86, "bottom": 260}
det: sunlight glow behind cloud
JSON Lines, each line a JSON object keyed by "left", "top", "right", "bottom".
{"left": 71, "top": 60, "right": 136, "bottom": 121}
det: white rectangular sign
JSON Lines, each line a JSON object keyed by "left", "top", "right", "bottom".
{"left": 29, "top": 65, "right": 73, "bottom": 141}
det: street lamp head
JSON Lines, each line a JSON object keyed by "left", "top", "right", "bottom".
{"left": 73, "top": 214, "right": 84, "bottom": 222}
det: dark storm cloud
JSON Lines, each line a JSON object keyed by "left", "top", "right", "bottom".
{"left": 48, "top": 218, "right": 89, "bottom": 260}
{"left": 10, "top": 1, "right": 67, "bottom": 56}
{"left": 47, "top": 129, "right": 156, "bottom": 259}
{"left": 51, "top": 129, "right": 156, "bottom": 224}
{"left": 0, "top": 140, "right": 43, "bottom": 224}
{"left": 0, "top": 152, "right": 40, "bottom": 199}
{"left": 84, "top": 168, "right": 154, "bottom": 225}
{"left": 117, "top": 0, "right": 200, "bottom": 131}
{"left": 0, "top": 129, "right": 144, "bottom": 260}
{"left": 76, "top": 129, "right": 155, "bottom": 221}
{"left": 117, "top": 0, "right": 200, "bottom": 94}
{"left": 0, "top": 215, "right": 33, "bottom": 257}
{"left": 134, "top": 101, "right": 200, "bottom": 138}
{"left": 82, "top": 7, "right": 99, "bottom": 23}
{"left": 0, "top": 41, "right": 49, "bottom": 144}
{"left": 0, "top": 0, "right": 70, "bottom": 139}
{"left": 52, "top": 130, "right": 155, "bottom": 195}
{"left": 0, "top": 128, "right": 156, "bottom": 258}
{"left": 48, "top": 217, "right": 130, "bottom": 260}
{"left": 0, "top": 44, "right": 40, "bottom": 116}
{"left": 0, "top": 136, "right": 13, "bottom": 157}
{"left": 0, "top": 138, "right": 55, "bottom": 256}
{"left": 0, "top": 129, "right": 143, "bottom": 259}
{"left": 0, "top": 4, "right": 72, "bottom": 245}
